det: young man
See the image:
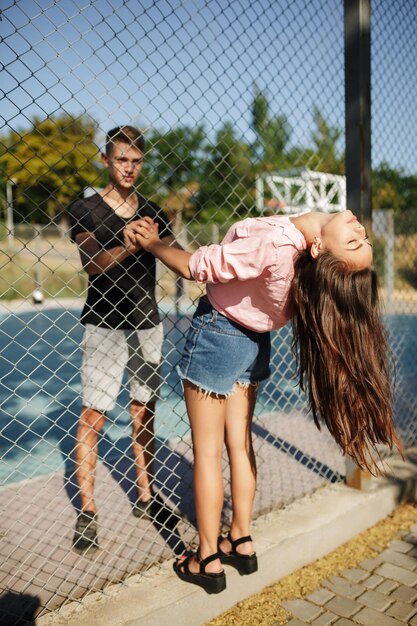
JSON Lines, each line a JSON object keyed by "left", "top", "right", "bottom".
{"left": 67, "top": 125, "right": 180, "bottom": 552}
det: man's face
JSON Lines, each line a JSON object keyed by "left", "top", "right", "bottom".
{"left": 102, "top": 141, "right": 144, "bottom": 189}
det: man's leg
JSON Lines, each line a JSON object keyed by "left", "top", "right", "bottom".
{"left": 76, "top": 324, "right": 126, "bottom": 508}
{"left": 74, "top": 406, "right": 107, "bottom": 513}
{"left": 73, "top": 325, "right": 125, "bottom": 551}
{"left": 127, "top": 324, "right": 163, "bottom": 518}
{"left": 130, "top": 400, "right": 155, "bottom": 504}
{"left": 73, "top": 406, "right": 106, "bottom": 552}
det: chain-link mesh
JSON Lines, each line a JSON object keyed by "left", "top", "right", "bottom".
{"left": 0, "top": 0, "right": 416, "bottom": 620}
{"left": 371, "top": 0, "right": 417, "bottom": 457}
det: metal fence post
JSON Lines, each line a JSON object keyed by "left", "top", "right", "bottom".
{"left": 5, "top": 179, "right": 16, "bottom": 249}
{"left": 344, "top": 0, "right": 372, "bottom": 235}
{"left": 344, "top": 0, "right": 372, "bottom": 489}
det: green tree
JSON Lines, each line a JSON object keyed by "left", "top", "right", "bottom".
{"left": 251, "top": 84, "right": 291, "bottom": 170}
{"left": 0, "top": 163, "right": 7, "bottom": 221}
{"left": 373, "top": 161, "right": 417, "bottom": 235}
{"left": 372, "top": 163, "right": 403, "bottom": 211}
{"left": 195, "top": 122, "right": 254, "bottom": 223}
{"left": 138, "top": 125, "right": 206, "bottom": 201}
{"left": 307, "top": 107, "right": 344, "bottom": 174}
{"left": 0, "top": 113, "right": 100, "bottom": 224}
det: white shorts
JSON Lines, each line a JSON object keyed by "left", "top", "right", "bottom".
{"left": 80, "top": 323, "right": 164, "bottom": 412}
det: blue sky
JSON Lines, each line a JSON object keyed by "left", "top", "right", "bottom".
{"left": 1, "top": 0, "right": 416, "bottom": 172}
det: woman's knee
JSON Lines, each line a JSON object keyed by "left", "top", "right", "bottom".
{"left": 193, "top": 444, "right": 223, "bottom": 462}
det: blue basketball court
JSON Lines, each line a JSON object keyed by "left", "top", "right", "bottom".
{"left": 0, "top": 305, "right": 415, "bottom": 485}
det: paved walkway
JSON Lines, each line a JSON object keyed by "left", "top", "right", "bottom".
{"left": 32, "top": 460, "right": 417, "bottom": 626}
{"left": 283, "top": 521, "right": 417, "bottom": 626}
{"left": 0, "top": 411, "right": 344, "bottom": 617}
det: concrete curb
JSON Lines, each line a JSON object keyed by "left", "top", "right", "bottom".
{"left": 38, "top": 469, "right": 415, "bottom": 626}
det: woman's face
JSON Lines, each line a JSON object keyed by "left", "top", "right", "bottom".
{"left": 318, "top": 210, "right": 373, "bottom": 270}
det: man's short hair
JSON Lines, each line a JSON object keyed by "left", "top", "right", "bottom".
{"left": 105, "top": 125, "right": 145, "bottom": 156}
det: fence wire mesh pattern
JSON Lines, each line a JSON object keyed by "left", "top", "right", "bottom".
{"left": 1, "top": 0, "right": 417, "bottom": 621}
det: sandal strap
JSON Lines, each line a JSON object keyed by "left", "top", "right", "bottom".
{"left": 227, "top": 533, "right": 252, "bottom": 553}
{"left": 198, "top": 551, "right": 221, "bottom": 572}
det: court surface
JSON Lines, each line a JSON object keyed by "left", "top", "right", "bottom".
{"left": 0, "top": 304, "right": 416, "bottom": 486}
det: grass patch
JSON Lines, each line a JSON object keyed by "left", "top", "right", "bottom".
{"left": 0, "top": 252, "right": 87, "bottom": 300}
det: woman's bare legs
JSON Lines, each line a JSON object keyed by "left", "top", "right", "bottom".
{"left": 179, "top": 381, "right": 226, "bottom": 574}
{"left": 178, "top": 381, "right": 257, "bottom": 575}
{"left": 221, "top": 383, "right": 257, "bottom": 556}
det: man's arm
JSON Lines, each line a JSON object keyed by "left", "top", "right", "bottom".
{"left": 75, "top": 231, "right": 140, "bottom": 276}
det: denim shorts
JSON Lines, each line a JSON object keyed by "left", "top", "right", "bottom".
{"left": 177, "top": 297, "right": 271, "bottom": 396}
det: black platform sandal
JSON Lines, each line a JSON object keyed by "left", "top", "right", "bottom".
{"left": 218, "top": 533, "right": 258, "bottom": 575}
{"left": 173, "top": 550, "right": 226, "bottom": 594}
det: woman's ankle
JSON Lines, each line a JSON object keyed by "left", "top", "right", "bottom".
{"left": 198, "top": 552, "right": 222, "bottom": 573}
{"left": 227, "top": 530, "right": 254, "bottom": 555}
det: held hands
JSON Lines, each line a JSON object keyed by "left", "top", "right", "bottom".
{"left": 123, "top": 224, "right": 141, "bottom": 253}
{"left": 126, "top": 216, "right": 191, "bottom": 278}
{"left": 124, "top": 216, "right": 160, "bottom": 252}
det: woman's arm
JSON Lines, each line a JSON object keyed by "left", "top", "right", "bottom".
{"left": 128, "top": 218, "right": 192, "bottom": 279}
{"left": 130, "top": 216, "right": 271, "bottom": 283}
{"left": 147, "top": 240, "right": 192, "bottom": 279}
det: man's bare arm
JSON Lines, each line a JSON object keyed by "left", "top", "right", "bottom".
{"left": 75, "top": 231, "right": 140, "bottom": 276}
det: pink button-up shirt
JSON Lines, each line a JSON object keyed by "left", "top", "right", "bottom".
{"left": 188, "top": 215, "right": 307, "bottom": 332}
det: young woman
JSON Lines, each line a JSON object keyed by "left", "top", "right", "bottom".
{"left": 127, "top": 209, "right": 401, "bottom": 594}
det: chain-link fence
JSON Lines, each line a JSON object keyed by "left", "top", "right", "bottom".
{"left": 0, "top": 0, "right": 416, "bottom": 621}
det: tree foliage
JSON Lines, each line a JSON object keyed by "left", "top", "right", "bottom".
{"left": 143, "top": 125, "right": 206, "bottom": 190}
{"left": 0, "top": 113, "right": 99, "bottom": 223}
{"left": 307, "top": 106, "right": 344, "bottom": 174}
{"left": 373, "top": 161, "right": 417, "bottom": 234}
{"left": 1, "top": 99, "right": 415, "bottom": 235}
{"left": 251, "top": 84, "right": 291, "bottom": 170}
{"left": 195, "top": 122, "right": 254, "bottom": 222}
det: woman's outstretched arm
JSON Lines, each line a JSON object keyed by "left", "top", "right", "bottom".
{"left": 127, "top": 217, "right": 193, "bottom": 279}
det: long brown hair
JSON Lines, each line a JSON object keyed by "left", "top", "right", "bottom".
{"left": 291, "top": 249, "right": 402, "bottom": 472}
